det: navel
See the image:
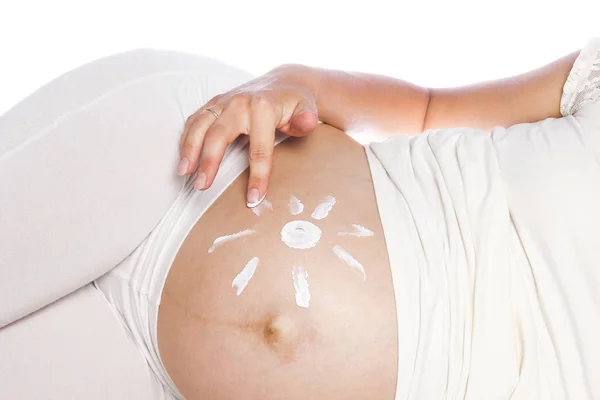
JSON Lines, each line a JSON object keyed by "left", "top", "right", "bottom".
{"left": 263, "top": 314, "right": 300, "bottom": 363}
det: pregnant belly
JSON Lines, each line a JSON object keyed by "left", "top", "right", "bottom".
{"left": 157, "top": 125, "right": 398, "bottom": 399}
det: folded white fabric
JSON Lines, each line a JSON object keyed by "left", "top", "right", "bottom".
{"left": 365, "top": 38, "right": 600, "bottom": 399}
{"left": 0, "top": 284, "right": 154, "bottom": 399}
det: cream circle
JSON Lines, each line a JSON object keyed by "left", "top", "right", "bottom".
{"left": 280, "top": 220, "right": 322, "bottom": 249}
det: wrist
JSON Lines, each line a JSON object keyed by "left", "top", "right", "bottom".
{"left": 271, "top": 63, "right": 324, "bottom": 109}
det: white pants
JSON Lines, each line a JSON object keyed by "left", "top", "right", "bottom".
{"left": 0, "top": 49, "right": 253, "bottom": 398}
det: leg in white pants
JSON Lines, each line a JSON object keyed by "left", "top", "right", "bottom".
{"left": 0, "top": 48, "right": 253, "bottom": 397}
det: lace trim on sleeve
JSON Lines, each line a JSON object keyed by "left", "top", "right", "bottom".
{"left": 560, "top": 37, "right": 600, "bottom": 116}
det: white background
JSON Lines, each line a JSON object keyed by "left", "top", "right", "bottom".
{"left": 0, "top": 0, "right": 598, "bottom": 115}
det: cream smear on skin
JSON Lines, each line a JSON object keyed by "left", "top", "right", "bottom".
{"left": 211, "top": 193, "right": 371, "bottom": 307}
{"left": 333, "top": 245, "right": 366, "bottom": 281}
{"left": 338, "top": 224, "right": 374, "bottom": 237}
{"left": 280, "top": 220, "right": 322, "bottom": 249}
{"left": 232, "top": 257, "right": 259, "bottom": 295}
{"left": 288, "top": 195, "right": 304, "bottom": 215}
{"left": 311, "top": 195, "right": 336, "bottom": 220}
{"left": 252, "top": 198, "right": 273, "bottom": 216}
{"left": 292, "top": 265, "right": 311, "bottom": 308}
{"left": 208, "top": 229, "right": 256, "bottom": 253}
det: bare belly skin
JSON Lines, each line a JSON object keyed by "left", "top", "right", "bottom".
{"left": 157, "top": 124, "right": 398, "bottom": 399}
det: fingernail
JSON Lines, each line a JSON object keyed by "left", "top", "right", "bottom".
{"left": 246, "top": 188, "right": 260, "bottom": 207}
{"left": 194, "top": 172, "right": 207, "bottom": 190}
{"left": 177, "top": 157, "right": 190, "bottom": 176}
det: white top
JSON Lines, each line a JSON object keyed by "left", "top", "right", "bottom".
{"left": 365, "top": 38, "right": 600, "bottom": 399}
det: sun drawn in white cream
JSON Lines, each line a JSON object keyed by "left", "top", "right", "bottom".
{"left": 208, "top": 194, "right": 374, "bottom": 308}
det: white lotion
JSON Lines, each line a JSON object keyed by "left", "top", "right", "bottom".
{"left": 311, "top": 195, "right": 336, "bottom": 220}
{"left": 232, "top": 257, "right": 259, "bottom": 296}
{"left": 208, "top": 229, "right": 256, "bottom": 253}
{"left": 292, "top": 265, "right": 311, "bottom": 308}
{"left": 280, "top": 220, "right": 322, "bottom": 249}
{"left": 338, "top": 224, "right": 374, "bottom": 237}
{"left": 333, "top": 245, "right": 366, "bottom": 281}
{"left": 288, "top": 195, "right": 304, "bottom": 215}
{"left": 252, "top": 198, "right": 273, "bottom": 216}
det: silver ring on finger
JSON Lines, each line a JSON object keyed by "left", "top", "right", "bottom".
{"left": 205, "top": 108, "right": 220, "bottom": 119}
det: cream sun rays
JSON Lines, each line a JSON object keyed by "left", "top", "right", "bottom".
{"left": 207, "top": 195, "right": 374, "bottom": 308}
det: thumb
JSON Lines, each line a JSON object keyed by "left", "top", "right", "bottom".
{"left": 284, "top": 99, "right": 319, "bottom": 137}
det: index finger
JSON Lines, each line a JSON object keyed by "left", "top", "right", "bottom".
{"left": 246, "top": 97, "right": 279, "bottom": 208}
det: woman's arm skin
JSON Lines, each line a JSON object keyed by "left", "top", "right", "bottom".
{"left": 315, "top": 51, "right": 579, "bottom": 134}
{"left": 178, "top": 49, "right": 580, "bottom": 207}
{"left": 423, "top": 51, "right": 580, "bottom": 131}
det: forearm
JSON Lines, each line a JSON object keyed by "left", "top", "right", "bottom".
{"left": 425, "top": 51, "right": 579, "bottom": 131}
{"left": 301, "top": 50, "right": 579, "bottom": 136}
{"left": 315, "top": 69, "right": 430, "bottom": 136}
